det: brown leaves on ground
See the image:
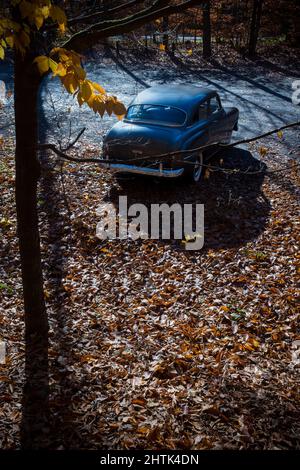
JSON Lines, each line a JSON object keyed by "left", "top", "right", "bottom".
{"left": 0, "top": 138, "right": 299, "bottom": 449}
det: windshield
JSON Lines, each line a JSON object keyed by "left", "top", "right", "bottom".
{"left": 126, "top": 104, "right": 186, "bottom": 126}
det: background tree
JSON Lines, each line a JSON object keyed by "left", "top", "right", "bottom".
{"left": 248, "top": 0, "right": 264, "bottom": 57}
{"left": 162, "top": 15, "right": 169, "bottom": 50}
{"left": 202, "top": 0, "right": 212, "bottom": 58}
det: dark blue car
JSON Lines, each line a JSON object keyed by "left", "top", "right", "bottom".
{"left": 102, "top": 84, "right": 239, "bottom": 182}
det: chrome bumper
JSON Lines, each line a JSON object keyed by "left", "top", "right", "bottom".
{"left": 100, "top": 162, "right": 184, "bottom": 178}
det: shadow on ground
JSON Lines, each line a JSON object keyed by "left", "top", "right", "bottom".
{"left": 19, "top": 147, "right": 271, "bottom": 448}
{"left": 104, "top": 147, "right": 270, "bottom": 252}
{"left": 20, "top": 97, "right": 78, "bottom": 449}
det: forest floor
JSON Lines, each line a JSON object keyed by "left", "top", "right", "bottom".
{"left": 0, "top": 43, "right": 300, "bottom": 449}
{"left": 0, "top": 127, "right": 299, "bottom": 448}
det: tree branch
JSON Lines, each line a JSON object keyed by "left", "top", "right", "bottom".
{"left": 38, "top": 121, "right": 300, "bottom": 174}
{"left": 38, "top": 143, "right": 102, "bottom": 164}
{"left": 61, "top": 127, "right": 86, "bottom": 152}
{"left": 63, "top": 0, "right": 204, "bottom": 51}
{"left": 67, "top": 0, "right": 148, "bottom": 27}
{"left": 221, "top": 121, "right": 300, "bottom": 148}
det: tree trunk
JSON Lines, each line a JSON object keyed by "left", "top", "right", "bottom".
{"left": 203, "top": 0, "right": 212, "bottom": 58}
{"left": 248, "top": 0, "right": 263, "bottom": 57}
{"left": 14, "top": 50, "right": 50, "bottom": 448}
{"left": 162, "top": 16, "right": 169, "bottom": 50}
{"left": 14, "top": 50, "right": 47, "bottom": 339}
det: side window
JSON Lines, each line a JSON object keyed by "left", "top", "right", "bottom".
{"left": 198, "top": 101, "right": 208, "bottom": 120}
{"left": 208, "top": 96, "right": 221, "bottom": 115}
{"left": 191, "top": 100, "right": 209, "bottom": 124}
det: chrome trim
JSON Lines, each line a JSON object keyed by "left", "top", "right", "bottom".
{"left": 100, "top": 162, "right": 184, "bottom": 178}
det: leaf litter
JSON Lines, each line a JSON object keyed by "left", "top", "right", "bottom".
{"left": 0, "top": 137, "right": 299, "bottom": 449}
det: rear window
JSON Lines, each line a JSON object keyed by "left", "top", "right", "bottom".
{"left": 126, "top": 104, "right": 186, "bottom": 126}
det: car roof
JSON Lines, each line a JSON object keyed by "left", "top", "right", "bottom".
{"left": 131, "top": 85, "right": 216, "bottom": 112}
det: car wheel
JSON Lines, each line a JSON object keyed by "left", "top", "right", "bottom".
{"left": 190, "top": 152, "right": 204, "bottom": 183}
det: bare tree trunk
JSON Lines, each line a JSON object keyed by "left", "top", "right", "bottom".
{"left": 203, "top": 0, "right": 212, "bottom": 58}
{"left": 162, "top": 16, "right": 169, "bottom": 50}
{"left": 14, "top": 49, "right": 50, "bottom": 448}
{"left": 14, "top": 50, "right": 47, "bottom": 339}
{"left": 248, "top": 0, "right": 263, "bottom": 57}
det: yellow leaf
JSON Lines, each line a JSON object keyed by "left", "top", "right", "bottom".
{"left": 44, "top": 289, "right": 51, "bottom": 300}
{"left": 91, "top": 95, "right": 105, "bottom": 116}
{"left": 77, "top": 91, "right": 84, "bottom": 106}
{"left": 5, "top": 35, "right": 14, "bottom": 48}
{"left": 187, "top": 49, "right": 193, "bottom": 56}
{"left": 259, "top": 147, "right": 268, "bottom": 157}
{"left": 58, "top": 23, "right": 66, "bottom": 34}
{"left": 41, "top": 6, "right": 50, "bottom": 19}
{"left": 100, "top": 247, "right": 110, "bottom": 253}
{"left": 86, "top": 92, "right": 95, "bottom": 106}
{"left": 137, "top": 426, "right": 150, "bottom": 435}
{"left": 34, "top": 15, "right": 44, "bottom": 30}
{"left": 69, "top": 51, "right": 82, "bottom": 67}
{"left": 159, "top": 44, "right": 165, "bottom": 51}
{"left": 132, "top": 398, "right": 146, "bottom": 406}
{"left": 105, "top": 99, "right": 113, "bottom": 116}
{"left": 0, "top": 46, "right": 4, "bottom": 60}
{"left": 34, "top": 55, "right": 49, "bottom": 74}
{"left": 113, "top": 100, "right": 127, "bottom": 116}
{"left": 184, "top": 233, "right": 193, "bottom": 241}
{"left": 89, "top": 94, "right": 97, "bottom": 112}
{"left": 50, "top": 5, "right": 67, "bottom": 26}
{"left": 50, "top": 47, "right": 68, "bottom": 62}
{"left": 220, "top": 306, "right": 229, "bottom": 312}
{"left": 0, "top": 217, "right": 13, "bottom": 227}
{"left": 62, "top": 73, "right": 78, "bottom": 94}
{"left": 91, "top": 82, "right": 106, "bottom": 94}
{"left": 277, "top": 130, "right": 283, "bottom": 139}
{"left": 204, "top": 168, "right": 210, "bottom": 179}
{"left": 52, "top": 62, "right": 66, "bottom": 77}
{"left": 81, "top": 80, "right": 93, "bottom": 101}
{"left": 49, "top": 58, "right": 58, "bottom": 73}
{"left": 73, "top": 65, "right": 86, "bottom": 81}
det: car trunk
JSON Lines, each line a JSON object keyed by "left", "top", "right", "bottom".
{"left": 106, "top": 122, "right": 181, "bottom": 163}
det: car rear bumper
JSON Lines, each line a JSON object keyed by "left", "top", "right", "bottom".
{"left": 100, "top": 162, "right": 184, "bottom": 178}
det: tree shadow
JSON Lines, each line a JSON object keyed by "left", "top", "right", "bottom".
{"left": 166, "top": 52, "right": 287, "bottom": 126}
{"left": 209, "top": 58, "right": 292, "bottom": 103}
{"left": 20, "top": 330, "right": 50, "bottom": 449}
{"left": 255, "top": 56, "right": 300, "bottom": 78}
{"left": 101, "top": 147, "right": 269, "bottom": 253}
{"left": 105, "top": 46, "right": 150, "bottom": 88}
{"left": 201, "top": 372, "right": 300, "bottom": 449}
{"left": 20, "top": 86, "right": 77, "bottom": 449}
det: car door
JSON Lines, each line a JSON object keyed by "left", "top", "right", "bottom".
{"left": 186, "top": 100, "right": 210, "bottom": 149}
{"left": 206, "top": 94, "right": 228, "bottom": 144}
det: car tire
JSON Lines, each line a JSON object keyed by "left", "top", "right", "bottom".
{"left": 186, "top": 152, "right": 204, "bottom": 183}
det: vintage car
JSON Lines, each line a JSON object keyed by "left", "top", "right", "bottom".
{"left": 102, "top": 84, "right": 239, "bottom": 182}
